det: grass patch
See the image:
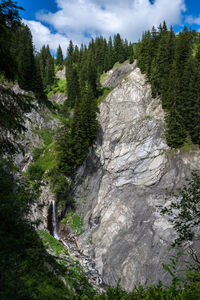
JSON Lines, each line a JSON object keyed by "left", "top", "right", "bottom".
{"left": 61, "top": 211, "right": 74, "bottom": 225}
{"left": 27, "top": 142, "right": 59, "bottom": 181}
{"left": 98, "top": 87, "right": 113, "bottom": 105}
{"left": 180, "top": 136, "right": 196, "bottom": 153}
{"left": 0, "top": 74, "right": 14, "bottom": 87}
{"left": 33, "top": 127, "right": 55, "bottom": 146}
{"left": 36, "top": 142, "right": 58, "bottom": 171}
{"left": 113, "top": 61, "right": 120, "bottom": 68}
{"left": 46, "top": 78, "right": 67, "bottom": 98}
{"left": 61, "top": 212, "right": 84, "bottom": 235}
{"left": 70, "top": 215, "right": 83, "bottom": 234}
{"left": 100, "top": 71, "right": 108, "bottom": 83}
{"left": 39, "top": 230, "right": 69, "bottom": 256}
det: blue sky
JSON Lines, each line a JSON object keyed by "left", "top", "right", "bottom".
{"left": 15, "top": 0, "right": 200, "bottom": 53}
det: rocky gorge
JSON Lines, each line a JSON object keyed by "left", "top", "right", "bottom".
{"left": 71, "top": 62, "right": 200, "bottom": 291}
{"left": 10, "top": 62, "right": 200, "bottom": 293}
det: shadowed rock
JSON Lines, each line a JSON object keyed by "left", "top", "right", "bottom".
{"left": 73, "top": 64, "right": 200, "bottom": 291}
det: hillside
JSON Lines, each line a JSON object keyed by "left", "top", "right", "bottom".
{"left": 0, "top": 1, "right": 200, "bottom": 298}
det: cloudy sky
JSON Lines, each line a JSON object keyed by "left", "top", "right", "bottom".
{"left": 17, "top": 0, "right": 200, "bottom": 54}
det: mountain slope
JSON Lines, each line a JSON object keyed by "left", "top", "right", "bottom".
{"left": 72, "top": 63, "right": 200, "bottom": 291}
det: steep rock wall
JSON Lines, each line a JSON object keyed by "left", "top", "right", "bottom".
{"left": 12, "top": 84, "right": 60, "bottom": 230}
{"left": 73, "top": 65, "right": 200, "bottom": 291}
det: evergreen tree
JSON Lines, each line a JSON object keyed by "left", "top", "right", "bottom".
{"left": 113, "top": 33, "right": 125, "bottom": 63}
{"left": 86, "top": 48, "right": 98, "bottom": 97}
{"left": 81, "top": 84, "right": 98, "bottom": 145}
{"left": 165, "top": 61, "right": 187, "bottom": 147}
{"left": 137, "top": 31, "right": 152, "bottom": 75}
{"left": 107, "top": 36, "right": 114, "bottom": 70}
{"left": 56, "top": 45, "right": 63, "bottom": 67}
{"left": 36, "top": 45, "right": 55, "bottom": 90}
{"left": 165, "top": 108, "right": 187, "bottom": 148}
{"left": 150, "top": 23, "right": 175, "bottom": 100}
{"left": 16, "top": 24, "right": 36, "bottom": 91}
{"left": 66, "top": 41, "right": 80, "bottom": 107}
{"left": 0, "top": 0, "right": 22, "bottom": 80}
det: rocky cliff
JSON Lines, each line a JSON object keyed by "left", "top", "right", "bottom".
{"left": 72, "top": 62, "right": 200, "bottom": 291}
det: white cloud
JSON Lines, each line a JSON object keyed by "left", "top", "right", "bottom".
{"left": 25, "top": 0, "right": 186, "bottom": 53}
{"left": 186, "top": 15, "right": 200, "bottom": 25}
{"left": 23, "top": 19, "right": 69, "bottom": 54}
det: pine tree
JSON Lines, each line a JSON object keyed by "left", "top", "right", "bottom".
{"left": 150, "top": 23, "right": 175, "bottom": 100}
{"left": 113, "top": 33, "right": 125, "bottom": 63}
{"left": 36, "top": 45, "right": 55, "bottom": 90}
{"left": 81, "top": 84, "right": 98, "bottom": 145}
{"left": 86, "top": 48, "right": 98, "bottom": 97}
{"left": 71, "top": 97, "right": 87, "bottom": 165}
{"left": 137, "top": 31, "right": 152, "bottom": 75}
{"left": 45, "top": 52, "right": 55, "bottom": 87}
{"left": 66, "top": 41, "right": 80, "bottom": 107}
{"left": 165, "top": 108, "right": 187, "bottom": 148}
{"left": 16, "top": 24, "right": 36, "bottom": 91}
{"left": 0, "top": 0, "right": 22, "bottom": 80}
{"left": 185, "top": 53, "right": 200, "bottom": 144}
{"left": 107, "top": 36, "right": 114, "bottom": 70}
{"left": 56, "top": 45, "right": 63, "bottom": 67}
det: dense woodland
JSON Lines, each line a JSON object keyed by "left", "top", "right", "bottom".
{"left": 137, "top": 22, "right": 200, "bottom": 148}
{"left": 0, "top": 0, "right": 200, "bottom": 299}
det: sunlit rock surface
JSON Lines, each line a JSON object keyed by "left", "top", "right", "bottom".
{"left": 73, "top": 63, "right": 200, "bottom": 291}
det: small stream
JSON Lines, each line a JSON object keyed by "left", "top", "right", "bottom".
{"left": 52, "top": 200, "right": 59, "bottom": 240}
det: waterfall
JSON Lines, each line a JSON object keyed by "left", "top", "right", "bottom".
{"left": 52, "top": 200, "right": 59, "bottom": 240}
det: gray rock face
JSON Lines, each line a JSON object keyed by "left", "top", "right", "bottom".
{"left": 13, "top": 84, "right": 60, "bottom": 171}
{"left": 102, "top": 61, "right": 136, "bottom": 88}
{"left": 49, "top": 93, "right": 67, "bottom": 105}
{"left": 12, "top": 84, "right": 61, "bottom": 230}
{"left": 73, "top": 66, "right": 200, "bottom": 291}
{"left": 56, "top": 67, "right": 66, "bottom": 79}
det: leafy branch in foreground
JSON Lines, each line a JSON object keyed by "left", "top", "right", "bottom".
{"left": 161, "top": 172, "right": 200, "bottom": 272}
{"left": 0, "top": 84, "right": 34, "bottom": 155}
{"left": 161, "top": 172, "right": 200, "bottom": 247}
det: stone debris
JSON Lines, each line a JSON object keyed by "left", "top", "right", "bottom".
{"left": 60, "top": 234, "right": 106, "bottom": 294}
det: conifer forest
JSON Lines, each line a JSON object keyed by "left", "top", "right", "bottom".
{"left": 0, "top": 0, "right": 200, "bottom": 299}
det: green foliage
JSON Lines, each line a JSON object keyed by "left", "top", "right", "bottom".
{"left": 100, "top": 72, "right": 108, "bottom": 83}
{"left": 95, "top": 276, "right": 200, "bottom": 299}
{"left": 165, "top": 109, "right": 187, "bottom": 148}
{"left": 0, "top": 85, "right": 34, "bottom": 155}
{"left": 46, "top": 78, "right": 67, "bottom": 98}
{"left": 70, "top": 215, "right": 83, "bottom": 235}
{"left": 0, "top": 159, "right": 69, "bottom": 299}
{"left": 15, "top": 24, "right": 36, "bottom": 91}
{"left": 61, "top": 210, "right": 74, "bottom": 224}
{"left": 57, "top": 34, "right": 133, "bottom": 183}
{"left": 27, "top": 163, "right": 44, "bottom": 180}
{"left": 36, "top": 45, "right": 55, "bottom": 90}
{"left": 98, "top": 87, "right": 113, "bottom": 104}
{"left": 39, "top": 230, "right": 69, "bottom": 256}
{"left": 32, "top": 146, "right": 44, "bottom": 161}
{"left": 180, "top": 136, "right": 196, "bottom": 153}
{"left": 26, "top": 126, "right": 60, "bottom": 199}
{"left": 61, "top": 212, "right": 83, "bottom": 235}
{"left": 34, "top": 127, "right": 55, "bottom": 146}
{"left": 0, "top": 157, "right": 94, "bottom": 299}
{"left": 56, "top": 45, "right": 63, "bottom": 67}
{"left": 137, "top": 23, "right": 200, "bottom": 149}
{"left": 0, "top": 0, "right": 23, "bottom": 81}
{"left": 161, "top": 172, "right": 200, "bottom": 246}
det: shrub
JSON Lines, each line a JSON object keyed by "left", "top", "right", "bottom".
{"left": 27, "top": 164, "right": 44, "bottom": 180}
